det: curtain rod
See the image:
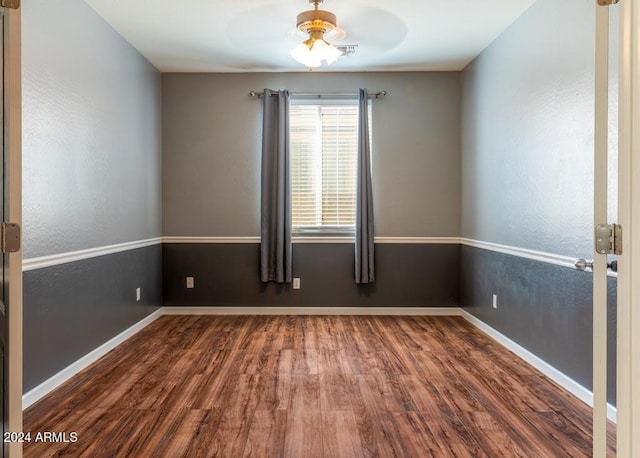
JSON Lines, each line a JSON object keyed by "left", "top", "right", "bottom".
{"left": 248, "top": 90, "right": 387, "bottom": 100}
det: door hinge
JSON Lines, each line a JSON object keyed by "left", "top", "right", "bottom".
{"left": 0, "top": 223, "right": 20, "bottom": 253}
{"left": 0, "top": 0, "right": 20, "bottom": 9}
{"left": 595, "top": 223, "right": 622, "bottom": 255}
{"left": 597, "top": 0, "right": 619, "bottom": 5}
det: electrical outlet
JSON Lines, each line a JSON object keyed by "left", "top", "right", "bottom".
{"left": 186, "top": 277, "right": 195, "bottom": 289}
{"left": 136, "top": 287, "right": 141, "bottom": 302}
{"left": 492, "top": 294, "right": 498, "bottom": 309}
{"left": 293, "top": 278, "right": 301, "bottom": 289}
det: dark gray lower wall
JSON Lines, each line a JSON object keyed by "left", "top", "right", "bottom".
{"left": 23, "top": 245, "right": 162, "bottom": 392}
{"left": 461, "top": 245, "right": 616, "bottom": 405}
{"left": 163, "top": 243, "right": 460, "bottom": 308}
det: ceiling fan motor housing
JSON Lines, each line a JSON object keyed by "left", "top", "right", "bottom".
{"left": 296, "top": 9, "right": 337, "bottom": 35}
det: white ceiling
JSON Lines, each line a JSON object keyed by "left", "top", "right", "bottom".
{"left": 84, "top": 0, "right": 536, "bottom": 73}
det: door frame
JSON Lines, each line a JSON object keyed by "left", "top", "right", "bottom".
{"left": 617, "top": 0, "right": 640, "bottom": 456}
{"left": 3, "top": 5, "right": 21, "bottom": 458}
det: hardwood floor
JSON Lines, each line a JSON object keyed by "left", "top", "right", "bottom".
{"left": 24, "top": 315, "right": 616, "bottom": 457}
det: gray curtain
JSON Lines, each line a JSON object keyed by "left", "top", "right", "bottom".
{"left": 356, "top": 89, "right": 375, "bottom": 283}
{"left": 260, "top": 89, "right": 292, "bottom": 283}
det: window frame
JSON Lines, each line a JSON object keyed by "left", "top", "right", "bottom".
{"left": 289, "top": 97, "right": 371, "bottom": 237}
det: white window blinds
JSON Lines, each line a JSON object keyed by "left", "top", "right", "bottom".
{"left": 290, "top": 103, "right": 363, "bottom": 231}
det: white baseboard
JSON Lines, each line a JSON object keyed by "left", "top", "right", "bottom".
{"left": 460, "top": 309, "right": 617, "bottom": 423}
{"left": 162, "top": 306, "right": 463, "bottom": 316}
{"left": 22, "top": 309, "right": 163, "bottom": 410}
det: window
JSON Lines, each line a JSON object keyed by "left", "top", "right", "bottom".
{"left": 290, "top": 100, "right": 370, "bottom": 233}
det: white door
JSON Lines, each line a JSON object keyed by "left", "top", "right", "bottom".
{"left": 0, "top": 10, "right": 5, "bottom": 454}
{"left": 577, "top": 0, "right": 640, "bottom": 456}
{"left": 592, "top": 0, "right": 640, "bottom": 456}
{"left": 592, "top": 3, "right": 614, "bottom": 456}
{"left": 0, "top": 3, "right": 22, "bottom": 458}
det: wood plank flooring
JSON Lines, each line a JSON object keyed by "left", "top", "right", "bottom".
{"left": 23, "top": 315, "right": 616, "bottom": 457}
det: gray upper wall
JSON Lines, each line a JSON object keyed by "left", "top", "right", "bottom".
{"left": 461, "top": 0, "right": 607, "bottom": 258}
{"left": 23, "top": 0, "right": 162, "bottom": 259}
{"left": 162, "top": 72, "right": 461, "bottom": 237}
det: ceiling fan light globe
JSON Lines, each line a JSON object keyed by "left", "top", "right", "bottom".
{"left": 324, "top": 41, "right": 343, "bottom": 64}
{"left": 290, "top": 43, "right": 321, "bottom": 68}
{"left": 309, "top": 39, "right": 342, "bottom": 65}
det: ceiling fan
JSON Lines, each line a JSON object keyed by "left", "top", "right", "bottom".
{"left": 289, "top": 0, "right": 358, "bottom": 70}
